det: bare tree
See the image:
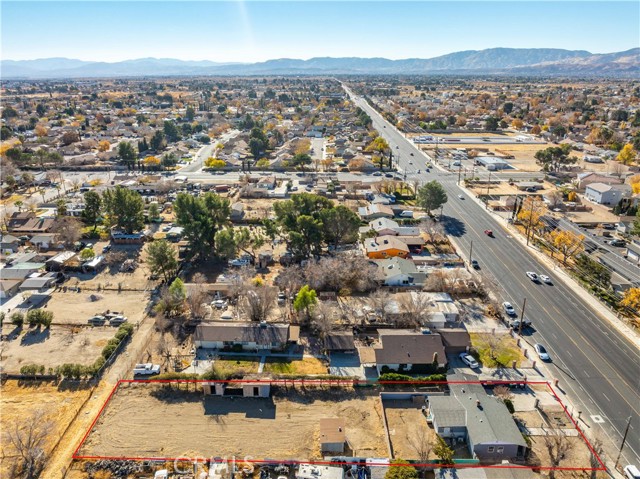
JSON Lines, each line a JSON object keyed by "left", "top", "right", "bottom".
{"left": 50, "top": 216, "right": 82, "bottom": 247}
{"left": 5, "top": 409, "right": 53, "bottom": 479}
{"left": 238, "top": 286, "right": 278, "bottom": 322}
{"left": 609, "top": 160, "right": 627, "bottom": 178}
{"left": 420, "top": 217, "right": 445, "bottom": 243}
{"left": 398, "top": 292, "right": 432, "bottom": 327}
{"left": 493, "top": 385, "right": 514, "bottom": 402}
{"left": 186, "top": 273, "right": 209, "bottom": 321}
{"left": 367, "top": 289, "right": 392, "bottom": 323}
{"left": 311, "top": 301, "right": 336, "bottom": 341}
{"left": 588, "top": 437, "right": 604, "bottom": 479}
{"left": 408, "top": 426, "right": 434, "bottom": 477}
{"left": 547, "top": 190, "right": 564, "bottom": 209}
{"left": 544, "top": 429, "right": 573, "bottom": 479}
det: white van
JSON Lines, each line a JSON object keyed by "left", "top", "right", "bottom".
{"left": 624, "top": 465, "right": 640, "bottom": 479}
{"left": 399, "top": 210, "right": 414, "bottom": 218}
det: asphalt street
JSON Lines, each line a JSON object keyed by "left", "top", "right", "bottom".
{"left": 346, "top": 87, "right": 640, "bottom": 465}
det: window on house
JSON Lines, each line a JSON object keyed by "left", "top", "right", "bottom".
{"left": 497, "top": 447, "right": 504, "bottom": 454}
{"left": 487, "top": 447, "right": 495, "bottom": 453}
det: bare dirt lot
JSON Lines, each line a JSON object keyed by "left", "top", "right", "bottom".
{"left": 383, "top": 399, "right": 437, "bottom": 459}
{"left": 79, "top": 383, "right": 387, "bottom": 460}
{"left": 0, "top": 380, "right": 92, "bottom": 477}
{"left": 0, "top": 325, "right": 114, "bottom": 372}
{"left": 45, "top": 289, "right": 150, "bottom": 326}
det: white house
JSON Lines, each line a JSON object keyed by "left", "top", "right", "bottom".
{"left": 584, "top": 183, "right": 631, "bottom": 205}
{"left": 375, "top": 257, "right": 426, "bottom": 287}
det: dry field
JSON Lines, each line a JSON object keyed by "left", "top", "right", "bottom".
{"left": 79, "top": 383, "right": 387, "bottom": 460}
{"left": 383, "top": 400, "right": 437, "bottom": 460}
{"left": 45, "top": 289, "right": 150, "bottom": 326}
{"left": 0, "top": 380, "right": 92, "bottom": 477}
{"left": 0, "top": 325, "right": 114, "bottom": 372}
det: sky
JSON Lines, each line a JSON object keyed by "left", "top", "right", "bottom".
{"left": 2, "top": 1, "right": 639, "bottom": 62}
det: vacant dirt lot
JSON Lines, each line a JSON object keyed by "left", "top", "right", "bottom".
{"left": 0, "top": 325, "right": 114, "bottom": 372}
{"left": 45, "top": 289, "right": 149, "bottom": 326}
{"left": 0, "top": 380, "right": 92, "bottom": 477}
{"left": 384, "top": 399, "right": 437, "bottom": 460}
{"left": 80, "top": 383, "right": 386, "bottom": 460}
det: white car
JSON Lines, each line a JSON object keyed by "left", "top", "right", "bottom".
{"left": 539, "top": 275, "right": 553, "bottom": 285}
{"left": 534, "top": 344, "right": 550, "bottom": 361}
{"left": 502, "top": 302, "right": 517, "bottom": 317}
{"left": 458, "top": 194, "right": 464, "bottom": 200}
{"left": 229, "top": 258, "right": 250, "bottom": 267}
{"left": 212, "top": 299, "right": 227, "bottom": 310}
{"left": 526, "top": 271, "right": 539, "bottom": 282}
{"left": 133, "top": 363, "right": 161, "bottom": 376}
{"left": 459, "top": 353, "right": 479, "bottom": 369}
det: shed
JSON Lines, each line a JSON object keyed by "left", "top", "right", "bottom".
{"left": 319, "top": 418, "right": 346, "bottom": 453}
{"left": 202, "top": 379, "right": 271, "bottom": 397}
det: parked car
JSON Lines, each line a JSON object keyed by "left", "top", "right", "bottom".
{"left": 526, "top": 271, "right": 539, "bottom": 282}
{"left": 623, "top": 464, "right": 640, "bottom": 479}
{"left": 398, "top": 210, "right": 414, "bottom": 218}
{"left": 133, "top": 363, "right": 161, "bottom": 376}
{"left": 502, "top": 302, "right": 516, "bottom": 316}
{"left": 458, "top": 194, "right": 464, "bottom": 200}
{"left": 510, "top": 319, "right": 531, "bottom": 330}
{"left": 212, "top": 299, "right": 228, "bottom": 310}
{"left": 372, "top": 171, "right": 383, "bottom": 176}
{"left": 229, "top": 258, "right": 250, "bottom": 267}
{"left": 471, "top": 259, "right": 480, "bottom": 269}
{"left": 87, "top": 315, "right": 106, "bottom": 326}
{"left": 277, "top": 292, "right": 286, "bottom": 305}
{"left": 534, "top": 343, "right": 550, "bottom": 361}
{"left": 539, "top": 275, "right": 553, "bottom": 285}
{"left": 459, "top": 353, "right": 479, "bottom": 369}
{"left": 108, "top": 315, "right": 128, "bottom": 326}
{"left": 102, "top": 244, "right": 112, "bottom": 253}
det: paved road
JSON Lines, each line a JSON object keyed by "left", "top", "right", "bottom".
{"left": 346, "top": 86, "right": 640, "bottom": 465}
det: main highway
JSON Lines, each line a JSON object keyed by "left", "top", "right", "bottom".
{"left": 345, "top": 86, "right": 640, "bottom": 466}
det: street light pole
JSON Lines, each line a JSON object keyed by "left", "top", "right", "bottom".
{"left": 614, "top": 416, "right": 632, "bottom": 469}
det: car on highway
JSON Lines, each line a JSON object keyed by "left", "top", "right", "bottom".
{"left": 459, "top": 353, "right": 479, "bottom": 369}
{"left": 409, "top": 160, "right": 413, "bottom": 165}
{"left": 471, "top": 259, "right": 480, "bottom": 269}
{"left": 484, "top": 229, "right": 493, "bottom": 237}
{"left": 458, "top": 194, "right": 464, "bottom": 200}
{"left": 396, "top": 146, "right": 399, "bottom": 149}
{"left": 510, "top": 319, "right": 532, "bottom": 330}
{"left": 609, "top": 239, "right": 626, "bottom": 247}
{"left": 539, "top": 275, "right": 553, "bottom": 285}
{"left": 502, "top": 302, "right": 516, "bottom": 316}
{"left": 526, "top": 271, "right": 539, "bottom": 282}
{"left": 384, "top": 173, "right": 393, "bottom": 178}
{"left": 534, "top": 343, "right": 550, "bottom": 361}
{"left": 410, "top": 153, "right": 414, "bottom": 156}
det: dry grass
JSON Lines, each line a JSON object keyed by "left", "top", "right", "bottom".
{"left": 469, "top": 332, "right": 525, "bottom": 368}
{"left": 263, "top": 357, "right": 328, "bottom": 375}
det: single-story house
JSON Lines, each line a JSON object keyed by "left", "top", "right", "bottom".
{"left": 194, "top": 322, "right": 299, "bottom": 351}
{"left": 0, "top": 279, "right": 22, "bottom": 299}
{"left": 576, "top": 172, "right": 623, "bottom": 191}
{"left": 439, "top": 329, "right": 472, "bottom": 354}
{"left": 428, "top": 377, "right": 528, "bottom": 463}
{"left": 626, "top": 241, "right": 640, "bottom": 265}
{"left": 319, "top": 418, "right": 346, "bottom": 453}
{"left": 357, "top": 204, "right": 394, "bottom": 221}
{"left": 375, "top": 257, "right": 426, "bottom": 287}
{"left": 476, "top": 157, "right": 510, "bottom": 171}
{"left": 584, "top": 183, "right": 631, "bottom": 205}
{"left": 29, "top": 233, "right": 59, "bottom": 251}
{"left": 374, "top": 329, "right": 447, "bottom": 374}
{"left": 370, "top": 218, "right": 419, "bottom": 237}
{"left": 0, "top": 234, "right": 21, "bottom": 254}
{"left": 45, "top": 251, "right": 77, "bottom": 271}
{"left": 19, "top": 273, "right": 57, "bottom": 291}
{"left": 230, "top": 202, "right": 245, "bottom": 221}
{"left": 365, "top": 236, "right": 410, "bottom": 259}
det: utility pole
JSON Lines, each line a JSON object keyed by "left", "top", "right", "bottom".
{"left": 469, "top": 241, "right": 474, "bottom": 265}
{"left": 519, "top": 298, "right": 527, "bottom": 335}
{"left": 526, "top": 198, "right": 536, "bottom": 246}
{"left": 615, "top": 416, "right": 632, "bottom": 469}
{"left": 486, "top": 170, "right": 492, "bottom": 196}
{"left": 457, "top": 164, "right": 462, "bottom": 184}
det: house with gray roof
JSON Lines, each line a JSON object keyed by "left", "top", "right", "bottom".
{"left": 584, "top": 182, "right": 631, "bottom": 205}
{"left": 375, "top": 257, "right": 426, "bottom": 287}
{"left": 374, "top": 330, "right": 446, "bottom": 374}
{"left": 194, "top": 322, "right": 299, "bottom": 352}
{"left": 428, "top": 376, "right": 528, "bottom": 463}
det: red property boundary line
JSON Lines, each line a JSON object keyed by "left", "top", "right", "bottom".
{"left": 72, "top": 379, "right": 606, "bottom": 471}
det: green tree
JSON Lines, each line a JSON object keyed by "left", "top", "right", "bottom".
{"left": 80, "top": 247, "right": 95, "bottom": 260}
{"left": 214, "top": 228, "right": 238, "bottom": 260}
{"left": 82, "top": 191, "right": 102, "bottom": 230}
{"left": 534, "top": 145, "right": 578, "bottom": 172}
{"left": 156, "top": 277, "right": 187, "bottom": 317}
{"left": 26, "top": 309, "right": 53, "bottom": 328}
{"left": 293, "top": 285, "right": 318, "bottom": 321}
{"left": 291, "top": 153, "right": 312, "bottom": 170}
{"left": 55, "top": 199, "right": 67, "bottom": 218}
{"left": 117, "top": 141, "right": 137, "bottom": 168}
{"left": 11, "top": 312, "right": 24, "bottom": 327}
{"left": 320, "top": 205, "right": 360, "bottom": 249}
{"left": 233, "top": 227, "right": 267, "bottom": 262}
{"left": 249, "top": 137, "right": 265, "bottom": 159}
{"left": 36, "top": 103, "right": 46, "bottom": 117}
{"left": 185, "top": 105, "right": 195, "bottom": 122}
{"left": 631, "top": 209, "right": 640, "bottom": 236}
{"left": 384, "top": 460, "right": 418, "bottom": 479}
{"left": 416, "top": 181, "right": 448, "bottom": 214}
{"left": 434, "top": 436, "right": 454, "bottom": 465}
{"left": 163, "top": 120, "right": 181, "bottom": 143}
{"left": 173, "top": 192, "right": 231, "bottom": 259}
{"left": 150, "top": 130, "right": 165, "bottom": 151}
{"left": 484, "top": 117, "right": 499, "bottom": 131}
{"left": 102, "top": 187, "right": 145, "bottom": 234}
{"left": 147, "top": 203, "right": 161, "bottom": 222}
{"left": 146, "top": 240, "right": 178, "bottom": 282}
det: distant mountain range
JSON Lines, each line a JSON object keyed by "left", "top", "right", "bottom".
{"left": 2, "top": 48, "right": 639, "bottom": 79}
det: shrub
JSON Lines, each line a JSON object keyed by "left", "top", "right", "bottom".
{"left": 20, "top": 364, "right": 43, "bottom": 375}
{"left": 11, "top": 312, "right": 24, "bottom": 327}
{"left": 26, "top": 309, "right": 54, "bottom": 328}
{"left": 101, "top": 342, "right": 119, "bottom": 360}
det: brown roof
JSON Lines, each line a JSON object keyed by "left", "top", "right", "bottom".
{"left": 366, "top": 236, "right": 410, "bottom": 254}
{"left": 194, "top": 322, "right": 292, "bottom": 345}
{"left": 10, "top": 218, "right": 55, "bottom": 233}
{"left": 319, "top": 418, "right": 346, "bottom": 444}
{"left": 374, "top": 330, "right": 446, "bottom": 365}
{"left": 439, "top": 329, "right": 471, "bottom": 350}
